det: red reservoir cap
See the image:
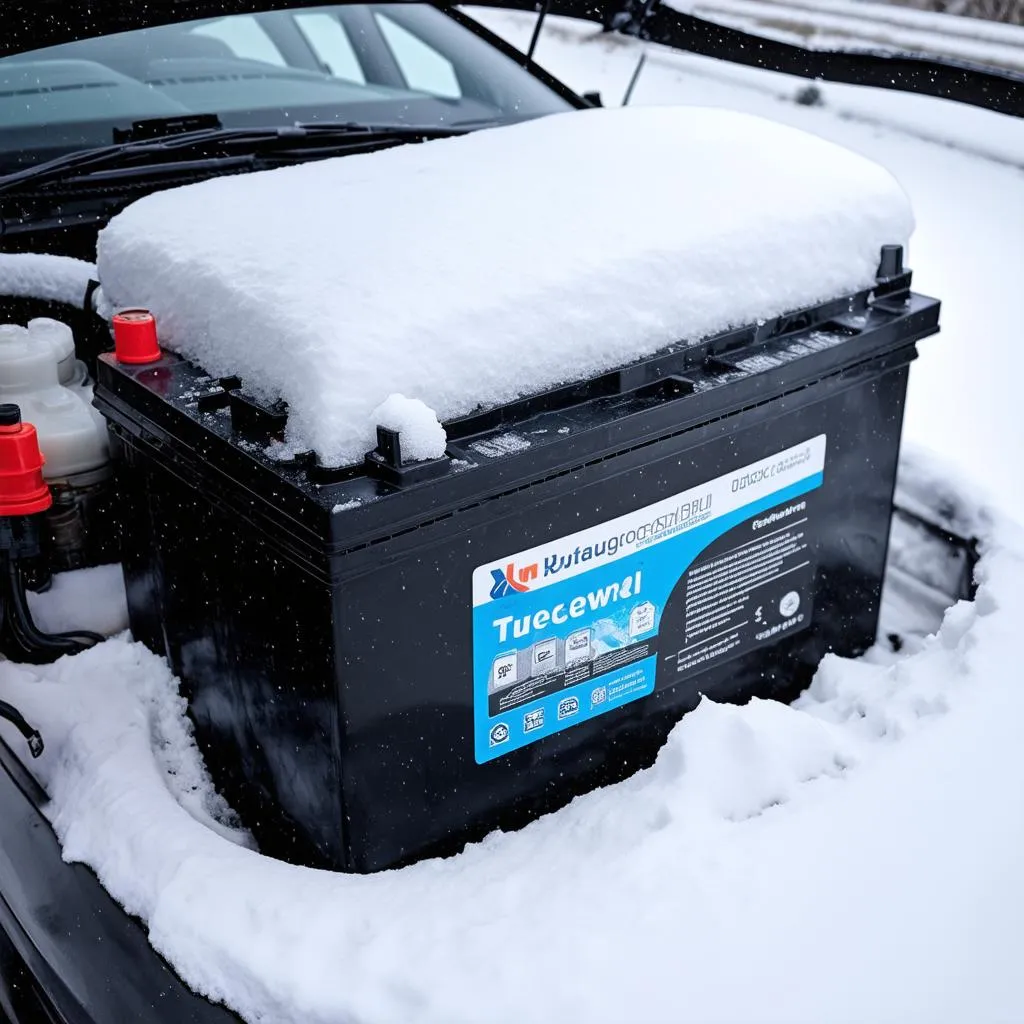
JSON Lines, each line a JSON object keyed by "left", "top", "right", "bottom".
{"left": 0, "top": 405, "right": 51, "bottom": 516}
{"left": 113, "top": 308, "right": 161, "bottom": 364}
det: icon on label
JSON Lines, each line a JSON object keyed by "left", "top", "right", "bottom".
{"left": 557, "top": 696, "right": 580, "bottom": 720}
{"left": 594, "top": 619, "right": 628, "bottom": 650}
{"left": 489, "top": 722, "right": 510, "bottom": 746}
{"left": 523, "top": 708, "right": 545, "bottom": 733}
{"left": 591, "top": 685, "right": 607, "bottom": 707}
{"left": 565, "top": 628, "right": 592, "bottom": 665}
{"left": 629, "top": 601, "right": 656, "bottom": 638}
{"left": 491, "top": 652, "right": 518, "bottom": 691}
{"left": 779, "top": 591, "right": 801, "bottom": 618}
{"left": 531, "top": 638, "right": 558, "bottom": 677}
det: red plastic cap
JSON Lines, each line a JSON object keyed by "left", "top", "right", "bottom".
{"left": 113, "top": 308, "right": 161, "bottom": 365}
{"left": 0, "top": 407, "right": 51, "bottom": 516}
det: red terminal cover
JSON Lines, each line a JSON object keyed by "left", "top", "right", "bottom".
{"left": 113, "top": 308, "right": 161, "bottom": 364}
{"left": 0, "top": 415, "right": 51, "bottom": 516}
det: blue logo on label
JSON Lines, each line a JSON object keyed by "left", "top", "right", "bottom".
{"left": 488, "top": 561, "right": 538, "bottom": 600}
{"left": 489, "top": 722, "right": 510, "bottom": 746}
{"left": 557, "top": 696, "right": 580, "bottom": 720}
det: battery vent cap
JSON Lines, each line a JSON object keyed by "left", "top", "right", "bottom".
{"left": 113, "top": 309, "right": 161, "bottom": 364}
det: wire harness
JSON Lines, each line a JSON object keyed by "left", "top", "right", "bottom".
{"left": 0, "top": 402, "right": 105, "bottom": 758}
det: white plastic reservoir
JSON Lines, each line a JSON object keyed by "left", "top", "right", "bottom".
{"left": 0, "top": 318, "right": 107, "bottom": 479}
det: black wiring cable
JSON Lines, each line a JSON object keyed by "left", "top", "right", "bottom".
{"left": 0, "top": 551, "right": 104, "bottom": 664}
{"left": 0, "top": 557, "right": 44, "bottom": 757}
{"left": 0, "top": 698, "right": 43, "bottom": 757}
{"left": 54, "top": 630, "right": 110, "bottom": 644}
{"left": 5, "top": 559, "right": 78, "bottom": 656}
{"left": 6, "top": 557, "right": 105, "bottom": 651}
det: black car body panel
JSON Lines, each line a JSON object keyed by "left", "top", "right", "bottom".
{"left": 0, "top": 737, "right": 241, "bottom": 1023}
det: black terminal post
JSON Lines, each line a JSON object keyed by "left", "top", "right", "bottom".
{"left": 363, "top": 425, "right": 450, "bottom": 487}
{"left": 877, "top": 244, "right": 904, "bottom": 279}
{"left": 874, "top": 244, "right": 912, "bottom": 301}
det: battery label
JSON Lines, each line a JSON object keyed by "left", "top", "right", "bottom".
{"left": 472, "top": 435, "right": 827, "bottom": 762}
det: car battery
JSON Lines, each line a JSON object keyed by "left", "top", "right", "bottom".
{"left": 94, "top": 247, "right": 937, "bottom": 873}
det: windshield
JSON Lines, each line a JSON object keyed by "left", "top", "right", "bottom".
{"left": 0, "top": 4, "right": 574, "bottom": 172}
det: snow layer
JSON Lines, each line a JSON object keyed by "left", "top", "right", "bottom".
{"left": 0, "top": 251, "right": 97, "bottom": 307}
{"left": 371, "top": 393, "right": 447, "bottom": 462}
{"left": 25, "top": 563, "right": 128, "bottom": 637}
{"left": 97, "top": 106, "right": 913, "bottom": 466}
{"left": 1, "top": 450, "right": 1021, "bottom": 1024}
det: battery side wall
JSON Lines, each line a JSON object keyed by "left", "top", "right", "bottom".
{"left": 114, "top": 435, "right": 345, "bottom": 868}
{"left": 334, "top": 360, "right": 909, "bottom": 871}
{"left": 110, "top": 353, "right": 908, "bottom": 873}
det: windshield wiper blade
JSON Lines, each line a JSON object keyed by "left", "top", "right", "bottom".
{"left": 0, "top": 122, "right": 469, "bottom": 195}
{"left": 113, "top": 112, "right": 225, "bottom": 144}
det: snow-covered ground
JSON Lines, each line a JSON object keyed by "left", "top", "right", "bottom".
{"left": 670, "top": 0, "right": 1024, "bottom": 70}
{"left": 2, "top": 11, "right": 1023, "bottom": 1024}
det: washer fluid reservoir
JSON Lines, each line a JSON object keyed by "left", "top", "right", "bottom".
{"left": 0, "top": 320, "right": 115, "bottom": 574}
{"left": 0, "top": 321, "right": 107, "bottom": 477}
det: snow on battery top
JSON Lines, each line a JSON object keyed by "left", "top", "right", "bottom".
{"left": 97, "top": 106, "right": 913, "bottom": 467}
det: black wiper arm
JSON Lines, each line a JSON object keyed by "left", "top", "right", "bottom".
{"left": 291, "top": 121, "right": 470, "bottom": 136}
{"left": 0, "top": 122, "right": 468, "bottom": 195}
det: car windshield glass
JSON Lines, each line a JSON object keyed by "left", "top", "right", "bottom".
{"left": 0, "top": 4, "right": 574, "bottom": 172}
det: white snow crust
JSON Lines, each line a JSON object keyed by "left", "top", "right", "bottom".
{"left": 0, "top": 252, "right": 97, "bottom": 307}
{"left": 97, "top": 106, "right": 913, "bottom": 466}
{"left": 371, "top": 393, "right": 447, "bottom": 462}
{"left": 2, "top": 451, "right": 1022, "bottom": 1024}
{"left": 25, "top": 563, "right": 128, "bottom": 637}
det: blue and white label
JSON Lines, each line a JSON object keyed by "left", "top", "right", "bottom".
{"left": 472, "top": 435, "right": 827, "bottom": 762}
